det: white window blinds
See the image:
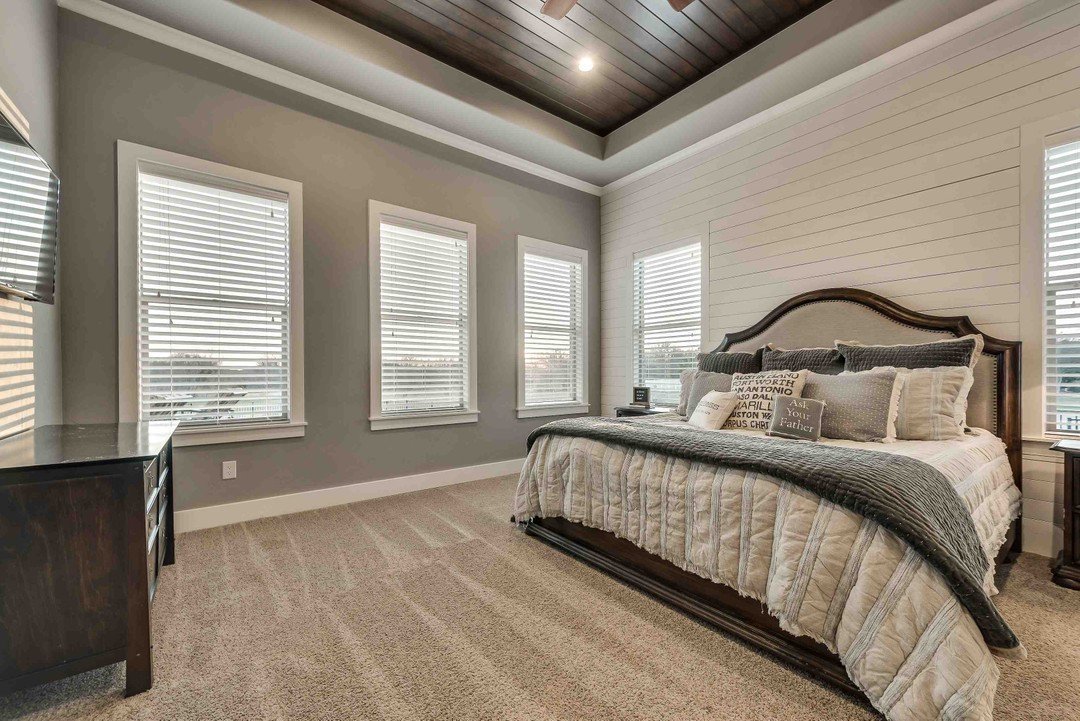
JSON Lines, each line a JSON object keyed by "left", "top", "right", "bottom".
{"left": 522, "top": 251, "right": 584, "bottom": 407}
{"left": 137, "top": 171, "right": 291, "bottom": 427}
{"left": 632, "top": 242, "right": 701, "bottom": 407}
{"left": 1045, "top": 138, "right": 1080, "bottom": 434}
{"left": 379, "top": 219, "right": 470, "bottom": 414}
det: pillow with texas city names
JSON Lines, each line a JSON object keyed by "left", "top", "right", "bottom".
{"left": 723, "top": 369, "right": 809, "bottom": 431}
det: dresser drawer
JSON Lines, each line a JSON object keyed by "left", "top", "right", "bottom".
{"left": 143, "top": 458, "right": 158, "bottom": 501}
{"left": 157, "top": 479, "right": 168, "bottom": 520}
{"left": 157, "top": 445, "right": 169, "bottom": 483}
{"left": 157, "top": 520, "right": 167, "bottom": 569}
{"left": 147, "top": 533, "right": 158, "bottom": 594}
{"left": 146, "top": 497, "right": 158, "bottom": 545}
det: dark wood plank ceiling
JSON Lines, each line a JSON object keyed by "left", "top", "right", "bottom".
{"left": 312, "top": 0, "right": 833, "bottom": 135}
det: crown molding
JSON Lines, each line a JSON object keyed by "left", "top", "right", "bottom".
{"left": 0, "top": 84, "right": 30, "bottom": 142}
{"left": 58, "top": 0, "right": 1042, "bottom": 197}
{"left": 57, "top": 0, "right": 604, "bottom": 196}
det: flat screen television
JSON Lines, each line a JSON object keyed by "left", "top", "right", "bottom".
{"left": 0, "top": 112, "right": 59, "bottom": 304}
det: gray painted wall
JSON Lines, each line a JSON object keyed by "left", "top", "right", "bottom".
{"left": 58, "top": 13, "right": 600, "bottom": 511}
{"left": 0, "top": 0, "right": 63, "bottom": 427}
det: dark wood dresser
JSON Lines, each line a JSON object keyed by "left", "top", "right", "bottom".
{"left": 0, "top": 422, "right": 177, "bottom": 696}
{"left": 1050, "top": 439, "right": 1080, "bottom": 590}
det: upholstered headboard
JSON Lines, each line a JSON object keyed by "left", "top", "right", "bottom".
{"left": 714, "top": 288, "right": 1021, "bottom": 485}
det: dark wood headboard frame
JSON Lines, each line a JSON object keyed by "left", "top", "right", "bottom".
{"left": 714, "top": 288, "right": 1023, "bottom": 502}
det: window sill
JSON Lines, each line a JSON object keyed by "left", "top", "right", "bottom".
{"left": 370, "top": 410, "right": 479, "bottom": 431}
{"left": 1022, "top": 432, "right": 1080, "bottom": 443}
{"left": 173, "top": 421, "right": 307, "bottom": 447}
{"left": 516, "top": 404, "right": 589, "bottom": 419}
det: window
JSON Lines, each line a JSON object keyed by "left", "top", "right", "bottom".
{"left": 631, "top": 241, "right": 702, "bottom": 408}
{"left": 369, "top": 200, "right": 477, "bottom": 430}
{"left": 117, "top": 142, "right": 304, "bottom": 446}
{"left": 517, "top": 236, "right": 588, "bottom": 418}
{"left": 1043, "top": 134, "right": 1080, "bottom": 435}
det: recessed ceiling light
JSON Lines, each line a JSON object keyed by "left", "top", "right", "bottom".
{"left": 577, "top": 56, "right": 594, "bottom": 72}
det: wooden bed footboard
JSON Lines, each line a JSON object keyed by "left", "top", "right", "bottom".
{"left": 522, "top": 516, "right": 863, "bottom": 698}
{"left": 520, "top": 513, "right": 1018, "bottom": 707}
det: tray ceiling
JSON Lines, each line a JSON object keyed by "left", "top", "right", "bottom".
{"left": 312, "top": 0, "right": 833, "bottom": 135}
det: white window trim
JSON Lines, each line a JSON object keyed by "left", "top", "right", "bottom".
{"left": 368, "top": 200, "right": 478, "bottom": 431}
{"left": 0, "top": 83, "right": 30, "bottom": 143}
{"left": 516, "top": 236, "right": 589, "bottom": 419}
{"left": 624, "top": 234, "right": 707, "bottom": 407}
{"left": 1020, "top": 110, "right": 1080, "bottom": 442}
{"left": 116, "top": 140, "right": 305, "bottom": 446}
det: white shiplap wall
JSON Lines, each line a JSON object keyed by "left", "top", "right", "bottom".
{"left": 600, "top": 0, "right": 1080, "bottom": 557}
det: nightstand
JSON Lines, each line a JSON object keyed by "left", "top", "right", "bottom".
{"left": 614, "top": 405, "right": 675, "bottom": 418}
{"left": 1049, "top": 440, "right": 1080, "bottom": 590}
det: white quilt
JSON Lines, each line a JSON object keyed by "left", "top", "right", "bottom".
{"left": 513, "top": 417, "right": 1021, "bottom": 721}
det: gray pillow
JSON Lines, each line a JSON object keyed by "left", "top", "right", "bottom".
{"left": 768, "top": 396, "right": 825, "bottom": 441}
{"left": 762, "top": 347, "right": 844, "bottom": 375}
{"left": 677, "top": 369, "right": 696, "bottom": 415}
{"left": 686, "top": 371, "right": 733, "bottom": 418}
{"left": 697, "top": 347, "right": 763, "bottom": 374}
{"left": 802, "top": 370, "right": 903, "bottom": 442}
{"left": 836, "top": 335, "right": 982, "bottom": 373}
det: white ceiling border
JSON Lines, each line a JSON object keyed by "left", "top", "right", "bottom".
{"left": 57, "top": 0, "right": 604, "bottom": 196}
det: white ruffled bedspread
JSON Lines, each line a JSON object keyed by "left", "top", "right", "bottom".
{"left": 513, "top": 418, "right": 1021, "bottom": 721}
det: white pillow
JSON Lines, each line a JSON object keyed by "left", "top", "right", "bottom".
{"left": 689, "top": 391, "right": 739, "bottom": 430}
{"left": 872, "top": 365, "right": 974, "bottom": 440}
{"left": 723, "top": 369, "right": 808, "bottom": 431}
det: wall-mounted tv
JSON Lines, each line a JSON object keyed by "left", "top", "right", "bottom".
{"left": 0, "top": 112, "right": 59, "bottom": 304}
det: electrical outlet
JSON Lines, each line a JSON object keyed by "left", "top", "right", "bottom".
{"left": 222, "top": 460, "right": 237, "bottom": 480}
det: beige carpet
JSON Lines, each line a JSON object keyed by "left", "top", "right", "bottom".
{"left": 2, "top": 474, "right": 1077, "bottom": 720}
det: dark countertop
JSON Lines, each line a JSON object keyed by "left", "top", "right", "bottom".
{"left": 1050, "top": 439, "right": 1080, "bottom": 454}
{"left": 0, "top": 422, "right": 178, "bottom": 471}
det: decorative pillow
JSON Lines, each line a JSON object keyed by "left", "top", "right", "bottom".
{"left": 697, "top": 347, "right": 763, "bottom": 374}
{"left": 677, "top": 369, "right": 696, "bottom": 416}
{"left": 762, "top": 346, "right": 844, "bottom": 375}
{"left": 767, "top": 396, "right": 825, "bottom": 441}
{"left": 688, "top": 391, "right": 739, "bottom": 430}
{"left": 882, "top": 365, "right": 974, "bottom": 440}
{"left": 836, "top": 334, "right": 984, "bottom": 373}
{"left": 685, "top": 371, "right": 733, "bottom": 419}
{"left": 723, "top": 369, "right": 808, "bottom": 431}
{"left": 803, "top": 369, "right": 904, "bottom": 442}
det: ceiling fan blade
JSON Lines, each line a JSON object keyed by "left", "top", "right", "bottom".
{"left": 541, "top": 0, "right": 578, "bottom": 19}
{"left": 667, "top": 0, "right": 697, "bottom": 10}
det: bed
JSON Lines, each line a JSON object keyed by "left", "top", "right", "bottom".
{"left": 513, "top": 287, "right": 1022, "bottom": 721}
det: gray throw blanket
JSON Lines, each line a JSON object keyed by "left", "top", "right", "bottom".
{"left": 526, "top": 416, "right": 1019, "bottom": 652}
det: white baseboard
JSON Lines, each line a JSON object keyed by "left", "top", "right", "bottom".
{"left": 174, "top": 457, "right": 525, "bottom": 534}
